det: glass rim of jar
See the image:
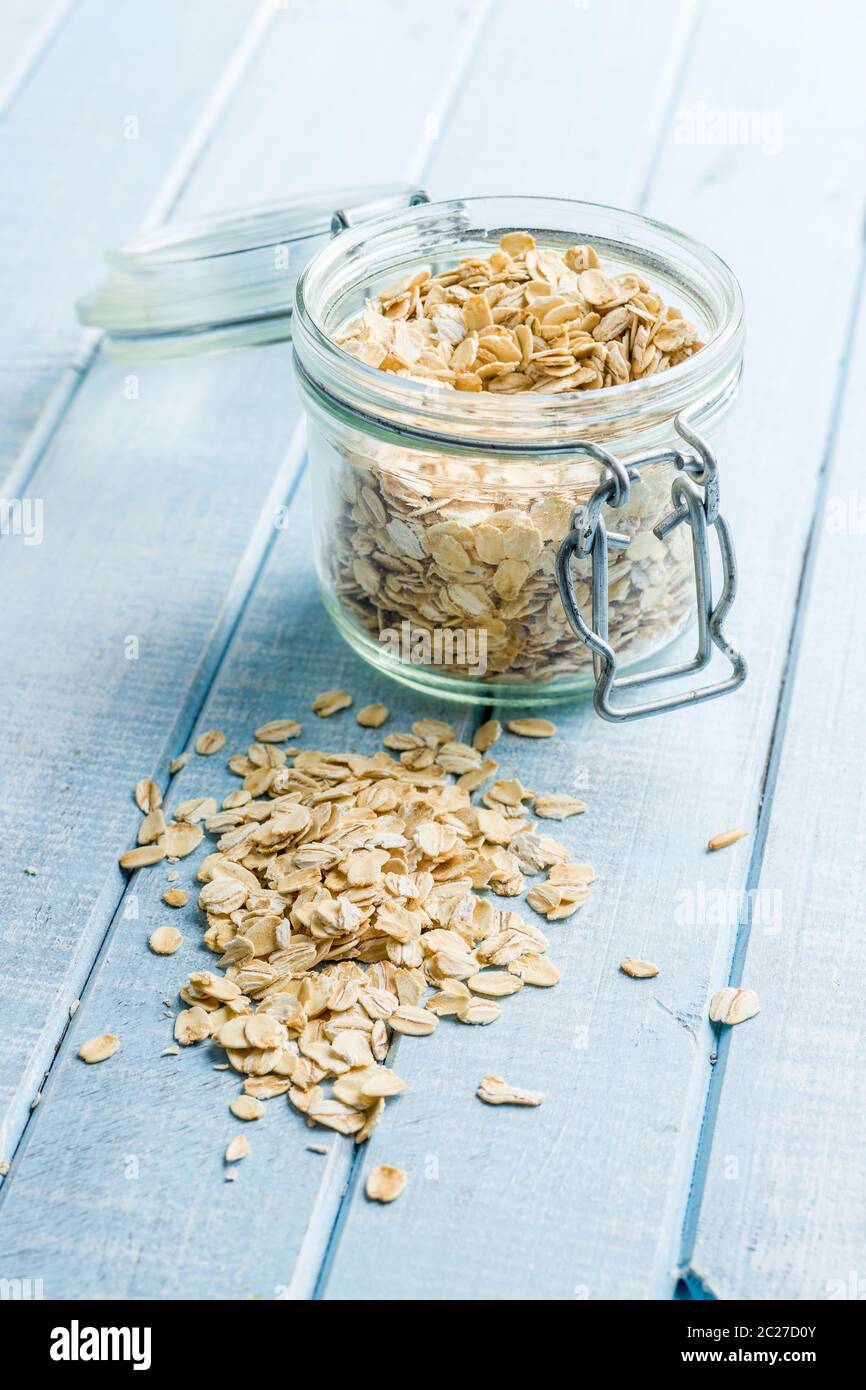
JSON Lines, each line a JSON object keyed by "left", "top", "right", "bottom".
{"left": 293, "top": 194, "right": 745, "bottom": 451}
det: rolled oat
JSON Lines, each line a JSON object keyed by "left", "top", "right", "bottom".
{"left": 356, "top": 703, "right": 389, "bottom": 728}
{"left": 476, "top": 1074, "right": 544, "bottom": 1107}
{"left": 707, "top": 827, "right": 749, "bottom": 852}
{"left": 195, "top": 730, "right": 226, "bottom": 756}
{"left": 230, "top": 1095, "right": 264, "bottom": 1121}
{"left": 709, "top": 987, "right": 760, "bottom": 1025}
{"left": 78, "top": 1034, "right": 120, "bottom": 1064}
{"left": 312, "top": 690, "right": 353, "bottom": 717}
{"left": 366, "top": 1163, "right": 407, "bottom": 1203}
{"left": 620, "top": 957, "right": 659, "bottom": 979}
{"left": 149, "top": 926, "right": 183, "bottom": 955}
{"left": 225, "top": 1134, "right": 250, "bottom": 1162}
{"left": 507, "top": 718, "right": 557, "bottom": 739}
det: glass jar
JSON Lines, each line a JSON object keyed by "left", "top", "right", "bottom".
{"left": 293, "top": 196, "right": 746, "bottom": 718}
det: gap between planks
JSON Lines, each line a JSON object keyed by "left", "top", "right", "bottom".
{"left": 674, "top": 226, "right": 866, "bottom": 1288}
{"left": 2, "top": 0, "right": 276, "bottom": 503}
{"left": 0, "top": 0, "right": 79, "bottom": 126}
{"left": 626, "top": 0, "right": 704, "bottom": 213}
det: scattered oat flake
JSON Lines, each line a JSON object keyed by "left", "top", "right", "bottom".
{"left": 162, "top": 887, "right": 188, "bottom": 908}
{"left": 24, "top": 865, "right": 38, "bottom": 876}
{"left": 149, "top": 926, "right": 183, "bottom": 956}
{"left": 356, "top": 703, "right": 389, "bottom": 728}
{"left": 710, "top": 987, "right": 760, "bottom": 1026}
{"left": 195, "top": 730, "right": 226, "bottom": 756}
{"left": 312, "top": 689, "right": 353, "bottom": 717}
{"left": 78, "top": 1034, "right": 120, "bottom": 1064}
{"left": 477, "top": 1074, "right": 544, "bottom": 1107}
{"left": 69, "top": 999, "right": 80, "bottom": 1017}
{"left": 225, "top": 1169, "right": 237, "bottom": 1182}
{"left": 230, "top": 1095, "right": 264, "bottom": 1121}
{"left": 390, "top": 1004, "right": 438, "bottom": 1036}
{"left": 255, "top": 719, "right": 302, "bottom": 742}
{"left": 137, "top": 808, "right": 166, "bottom": 845}
{"left": 366, "top": 1164, "right": 407, "bottom": 1204}
{"left": 162, "top": 1045, "right": 180, "bottom": 1056}
{"left": 412, "top": 718, "right": 455, "bottom": 744}
{"left": 507, "top": 718, "right": 557, "bottom": 738}
{"left": 307, "top": 1143, "right": 329, "bottom": 1155}
{"left": 174, "top": 1006, "right": 211, "bottom": 1045}
{"left": 527, "top": 882, "right": 587, "bottom": 920}
{"left": 163, "top": 822, "right": 203, "bottom": 859}
{"left": 0, "top": 1161, "right": 9, "bottom": 1176}
{"left": 511, "top": 954, "right": 560, "bottom": 987}
{"left": 174, "top": 796, "right": 217, "bottom": 823}
{"left": 473, "top": 719, "right": 501, "bottom": 752}
{"left": 456, "top": 998, "right": 501, "bottom": 1025}
{"left": 170, "top": 752, "right": 189, "bottom": 774}
{"left": 119, "top": 843, "right": 165, "bottom": 870}
{"left": 533, "top": 793, "right": 587, "bottom": 820}
{"left": 225, "top": 1134, "right": 250, "bottom": 1163}
{"left": 620, "top": 957, "right": 659, "bottom": 979}
{"left": 244, "top": 1075, "right": 290, "bottom": 1100}
{"left": 548, "top": 862, "right": 595, "bottom": 886}
{"left": 467, "top": 970, "right": 523, "bottom": 998}
{"left": 707, "top": 827, "right": 749, "bottom": 852}
{"left": 134, "top": 778, "right": 162, "bottom": 813}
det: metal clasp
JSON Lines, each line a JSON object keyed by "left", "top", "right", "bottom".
{"left": 555, "top": 411, "right": 747, "bottom": 722}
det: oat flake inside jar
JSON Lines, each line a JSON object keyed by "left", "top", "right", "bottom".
{"left": 293, "top": 195, "right": 747, "bottom": 719}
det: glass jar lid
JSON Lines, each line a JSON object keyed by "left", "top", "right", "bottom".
{"left": 77, "top": 184, "right": 427, "bottom": 359}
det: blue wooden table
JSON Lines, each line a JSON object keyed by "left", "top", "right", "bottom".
{"left": 1, "top": 0, "right": 865, "bottom": 1302}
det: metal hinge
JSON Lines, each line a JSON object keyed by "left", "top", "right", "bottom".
{"left": 555, "top": 411, "right": 747, "bottom": 721}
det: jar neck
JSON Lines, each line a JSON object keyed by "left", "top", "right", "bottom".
{"left": 295, "top": 349, "right": 742, "bottom": 464}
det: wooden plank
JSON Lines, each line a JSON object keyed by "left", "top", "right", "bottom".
{"left": 0, "top": 0, "right": 264, "bottom": 485}
{"left": 0, "top": 1, "right": 76, "bottom": 124}
{"left": 686, "top": 271, "right": 866, "bottom": 1301}
{"left": 321, "top": 0, "right": 866, "bottom": 1299}
{"left": 0, "top": 0, "right": 487, "bottom": 1280}
{"left": 426, "top": 0, "right": 693, "bottom": 203}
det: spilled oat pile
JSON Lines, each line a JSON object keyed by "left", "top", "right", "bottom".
{"left": 122, "top": 704, "right": 594, "bottom": 1146}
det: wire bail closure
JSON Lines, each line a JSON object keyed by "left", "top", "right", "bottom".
{"left": 555, "top": 411, "right": 747, "bottom": 721}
